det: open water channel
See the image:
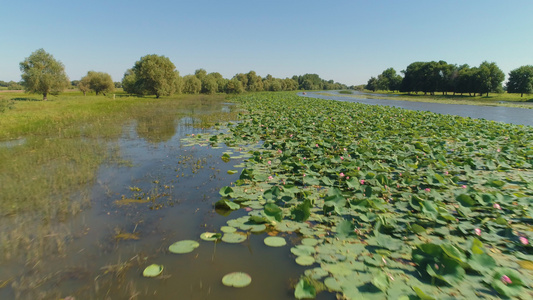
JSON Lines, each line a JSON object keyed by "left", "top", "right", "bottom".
{"left": 301, "top": 91, "right": 533, "bottom": 127}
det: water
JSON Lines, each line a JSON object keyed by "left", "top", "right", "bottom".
{"left": 302, "top": 91, "right": 533, "bottom": 126}
{"left": 0, "top": 100, "right": 334, "bottom": 300}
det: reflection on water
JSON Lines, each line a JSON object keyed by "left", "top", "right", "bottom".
{"left": 303, "top": 91, "right": 533, "bottom": 126}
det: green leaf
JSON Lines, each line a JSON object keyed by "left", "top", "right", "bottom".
{"left": 200, "top": 232, "right": 222, "bottom": 241}
{"left": 143, "top": 264, "right": 163, "bottom": 277}
{"left": 169, "top": 240, "right": 200, "bottom": 254}
{"left": 222, "top": 272, "right": 252, "bottom": 288}
{"left": 264, "top": 203, "right": 283, "bottom": 222}
{"left": 336, "top": 220, "right": 354, "bottom": 238}
{"left": 219, "top": 186, "right": 234, "bottom": 197}
{"left": 371, "top": 270, "right": 389, "bottom": 292}
{"left": 294, "top": 278, "right": 317, "bottom": 299}
{"left": 412, "top": 286, "right": 436, "bottom": 300}
{"left": 264, "top": 236, "right": 286, "bottom": 247}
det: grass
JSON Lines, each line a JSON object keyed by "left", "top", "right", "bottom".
{"left": 0, "top": 91, "right": 238, "bottom": 262}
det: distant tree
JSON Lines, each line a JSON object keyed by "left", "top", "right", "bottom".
{"left": 79, "top": 71, "right": 114, "bottom": 95}
{"left": 127, "top": 54, "right": 179, "bottom": 98}
{"left": 78, "top": 76, "right": 91, "bottom": 95}
{"left": 282, "top": 78, "right": 298, "bottom": 91}
{"left": 365, "top": 77, "right": 378, "bottom": 91}
{"left": 201, "top": 75, "right": 218, "bottom": 94}
{"left": 182, "top": 75, "right": 201, "bottom": 94}
{"left": 194, "top": 69, "right": 207, "bottom": 82}
{"left": 506, "top": 65, "right": 533, "bottom": 97}
{"left": 122, "top": 69, "right": 138, "bottom": 94}
{"left": 246, "top": 71, "right": 263, "bottom": 92}
{"left": 114, "top": 82, "right": 122, "bottom": 88}
{"left": 19, "top": 48, "right": 69, "bottom": 100}
{"left": 476, "top": 61, "right": 504, "bottom": 97}
{"left": 7, "top": 81, "right": 23, "bottom": 90}
{"left": 376, "top": 68, "right": 402, "bottom": 91}
{"left": 71, "top": 80, "right": 80, "bottom": 87}
{"left": 225, "top": 78, "right": 244, "bottom": 94}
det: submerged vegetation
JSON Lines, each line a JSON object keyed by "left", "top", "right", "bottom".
{"left": 184, "top": 92, "right": 533, "bottom": 299}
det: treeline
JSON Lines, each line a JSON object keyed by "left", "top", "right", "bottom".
{"left": 16, "top": 49, "right": 347, "bottom": 100}
{"left": 366, "top": 61, "right": 533, "bottom": 97}
{"left": 0, "top": 80, "right": 23, "bottom": 90}
{"left": 121, "top": 54, "right": 347, "bottom": 97}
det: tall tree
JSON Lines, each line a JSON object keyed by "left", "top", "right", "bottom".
{"left": 127, "top": 54, "right": 179, "bottom": 98}
{"left": 19, "top": 48, "right": 69, "bottom": 100}
{"left": 476, "top": 61, "right": 504, "bottom": 97}
{"left": 506, "top": 65, "right": 533, "bottom": 97}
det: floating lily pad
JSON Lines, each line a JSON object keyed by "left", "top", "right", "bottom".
{"left": 143, "top": 264, "right": 163, "bottom": 277}
{"left": 295, "top": 255, "right": 315, "bottom": 266}
{"left": 222, "top": 232, "right": 247, "bottom": 243}
{"left": 301, "top": 238, "right": 319, "bottom": 246}
{"left": 222, "top": 272, "right": 252, "bottom": 288}
{"left": 220, "top": 226, "right": 237, "bottom": 233}
{"left": 200, "top": 232, "right": 222, "bottom": 241}
{"left": 169, "top": 240, "right": 200, "bottom": 254}
{"left": 264, "top": 236, "right": 286, "bottom": 247}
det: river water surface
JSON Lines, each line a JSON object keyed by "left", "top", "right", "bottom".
{"left": 301, "top": 91, "right": 532, "bottom": 126}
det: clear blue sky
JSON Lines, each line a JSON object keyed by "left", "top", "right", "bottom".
{"left": 2, "top": 0, "right": 532, "bottom": 85}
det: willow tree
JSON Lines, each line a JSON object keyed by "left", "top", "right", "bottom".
{"left": 127, "top": 54, "right": 179, "bottom": 98}
{"left": 19, "top": 49, "right": 69, "bottom": 100}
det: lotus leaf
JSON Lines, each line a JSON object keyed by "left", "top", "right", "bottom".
{"left": 169, "top": 240, "right": 199, "bottom": 254}
{"left": 264, "top": 236, "right": 286, "bottom": 247}
{"left": 222, "top": 272, "right": 252, "bottom": 288}
{"left": 143, "top": 264, "right": 163, "bottom": 277}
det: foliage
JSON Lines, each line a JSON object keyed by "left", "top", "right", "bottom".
{"left": 182, "top": 75, "right": 201, "bottom": 94}
{"left": 506, "top": 65, "right": 533, "bottom": 97}
{"left": 79, "top": 71, "right": 114, "bottom": 95}
{"left": 124, "top": 54, "right": 179, "bottom": 98}
{"left": 394, "top": 60, "right": 505, "bottom": 96}
{"left": 19, "top": 48, "right": 70, "bottom": 100}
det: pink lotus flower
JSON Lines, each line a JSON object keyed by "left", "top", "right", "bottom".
{"left": 501, "top": 275, "right": 512, "bottom": 285}
{"left": 340, "top": 173, "right": 345, "bottom": 177}
{"left": 316, "top": 144, "right": 319, "bottom": 147}
{"left": 425, "top": 188, "right": 431, "bottom": 192}
{"left": 474, "top": 228, "right": 481, "bottom": 236}
{"left": 340, "top": 156, "right": 344, "bottom": 160}
{"left": 360, "top": 179, "right": 365, "bottom": 184}
{"left": 268, "top": 161, "right": 271, "bottom": 165}
{"left": 462, "top": 185, "right": 467, "bottom": 188}
{"left": 493, "top": 203, "right": 501, "bottom": 210}
{"left": 519, "top": 236, "right": 529, "bottom": 245}
{"left": 268, "top": 176, "right": 273, "bottom": 180}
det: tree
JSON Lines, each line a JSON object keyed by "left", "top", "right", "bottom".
{"left": 19, "top": 48, "right": 69, "bottom": 100}
{"left": 366, "top": 77, "right": 378, "bottom": 91}
{"left": 225, "top": 78, "right": 244, "bottom": 94}
{"left": 79, "top": 71, "right": 114, "bottom": 95}
{"left": 126, "top": 54, "right": 179, "bottom": 98}
{"left": 506, "top": 65, "right": 533, "bottom": 97}
{"left": 121, "top": 69, "right": 138, "bottom": 94}
{"left": 182, "top": 75, "right": 201, "bottom": 94}
{"left": 476, "top": 61, "right": 504, "bottom": 97}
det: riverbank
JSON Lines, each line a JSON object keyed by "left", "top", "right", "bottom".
{"left": 318, "top": 90, "right": 533, "bottom": 109}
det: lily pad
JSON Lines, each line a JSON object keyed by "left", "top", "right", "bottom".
{"left": 169, "top": 240, "right": 199, "bottom": 254}
{"left": 143, "top": 264, "right": 163, "bottom": 277}
{"left": 222, "top": 272, "right": 252, "bottom": 288}
{"left": 295, "top": 255, "right": 315, "bottom": 266}
{"left": 264, "top": 236, "right": 286, "bottom": 247}
{"left": 200, "top": 232, "right": 222, "bottom": 241}
{"left": 222, "top": 232, "right": 247, "bottom": 243}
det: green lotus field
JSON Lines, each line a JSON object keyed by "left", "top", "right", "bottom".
{"left": 186, "top": 92, "right": 533, "bottom": 299}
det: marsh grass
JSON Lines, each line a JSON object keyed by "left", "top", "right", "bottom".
{"left": 0, "top": 92, "right": 238, "bottom": 264}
